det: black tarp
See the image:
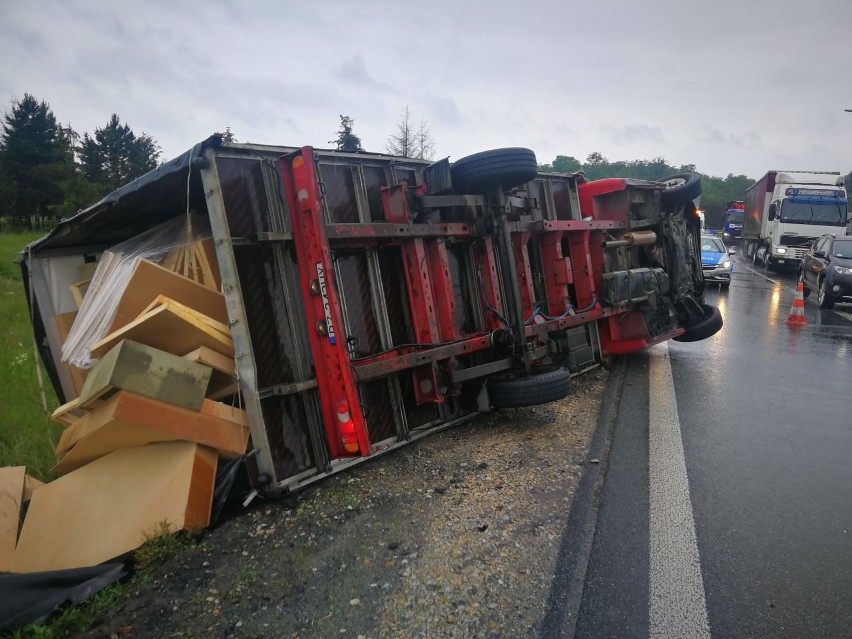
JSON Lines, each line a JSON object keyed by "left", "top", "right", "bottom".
{"left": 0, "top": 563, "right": 126, "bottom": 631}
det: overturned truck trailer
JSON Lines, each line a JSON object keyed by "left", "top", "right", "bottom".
{"left": 24, "top": 136, "right": 721, "bottom": 492}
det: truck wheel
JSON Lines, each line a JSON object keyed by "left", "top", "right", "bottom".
{"left": 487, "top": 365, "right": 571, "bottom": 408}
{"left": 818, "top": 277, "right": 835, "bottom": 309}
{"left": 451, "top": 147, "right": 538, "bottom": 193}
{"left": 673, "top": 303, "right": 723, "bottom": 342}
{"left": 659, "top": 173, "right": 702, "bottom": 207}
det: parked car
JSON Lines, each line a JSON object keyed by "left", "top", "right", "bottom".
{"left": 701, "top": 235, "right": 734, "bottom": 286}
{"left": 800, "top": 234, "right": 852, "bottom": 309}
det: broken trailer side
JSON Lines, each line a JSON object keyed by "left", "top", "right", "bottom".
{"left": 24, "top": 136, "right": 720, "bottom": 493}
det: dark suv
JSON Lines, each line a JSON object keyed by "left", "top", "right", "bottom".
{"left": 801, "top": 234, "right": 852, "bottom": 309}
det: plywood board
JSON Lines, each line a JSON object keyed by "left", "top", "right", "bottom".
{"left": 55, "top": 311, "right": 78, "bottom": 342}
{"left": 200, "top": 399, "right": 248, "bottom": 425}
{"left": 78, "top": 340, "right": 211, "bottom": 411}
{"left": 0, "top": 466, "right": 26, "bottom": 572}
{"left": 53, "top": 390, "right": 249, "bottom": 472}
{"left": 55, "top": 311, "right": 88, "bottom": 395}
{"left": 183, "top": 346, "right": 236, "bottom": 376}
{"left": 90, "top": 303, "right": 234, "bottom": 360}
{"left": 109, "top": 259, "right": 228, "bottom": 333}
{"left": 13, "top": 443, "right": 217, "bottom": 573}
{"left": 138, "top": 296, "right": 231, "bottom": 337}
{"left": 183, "top": 346, "right": 237, "bottom": 399}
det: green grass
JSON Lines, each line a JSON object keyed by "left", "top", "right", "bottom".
{"left": 0, "top": 231, "right": 61, "bottom": 480}
{"left": 8, "top": 583, "right": 125, "bottom": 639}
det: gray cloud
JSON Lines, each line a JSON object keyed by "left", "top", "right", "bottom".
{"left": 2, "top": 0, "right": 852, "bottom": 178}
{"left": 331, "top": 55, "right": 392, "bottom": 93}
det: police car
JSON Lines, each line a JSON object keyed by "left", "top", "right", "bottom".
{"left": 701, "top": 235, "right": 735, "bottom": 286}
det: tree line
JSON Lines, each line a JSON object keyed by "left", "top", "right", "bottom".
{"left": 6, "top": 92, "right": 846, "bottom": 234}
{"left": 540, "top": 152, "right": 852, "bottom": 230}
{"left": 0, "top": 100, "right": 434, "bottom": 232}
{"left": 537, "top": 153, "right": 754, "bottom": 229}
{"left": 0, "top": 94, "right": 160, "bottom": 231}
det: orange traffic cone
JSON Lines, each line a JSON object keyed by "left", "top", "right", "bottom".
{"left": 785, "top": 279, "right": 808, "bottom": 327}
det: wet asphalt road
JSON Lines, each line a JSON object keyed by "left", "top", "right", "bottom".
{"left": 565, "top": 250, "right": 852, "bottom": 638}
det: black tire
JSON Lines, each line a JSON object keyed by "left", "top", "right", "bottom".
{"left": 487, "top": 365, "right": 571, "bottom": 408}
{"left": 451, "top": 147, "right": 538, "bottom": 193}
{"left": 659, "top": 173, "right": 702, "bottom": 207}
{"left": 673, "top": 303, "right": 723, "bottom": 342}
{"left": 818, "top": 277, "right": 835, "bottom": 309}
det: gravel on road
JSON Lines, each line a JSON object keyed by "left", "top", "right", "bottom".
{"left": 76, "top": 369, "right": 608, "bottom": 639}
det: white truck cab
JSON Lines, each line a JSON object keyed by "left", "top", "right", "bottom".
{"left": 744, "top": 171, "right": 849, "bottom": 268}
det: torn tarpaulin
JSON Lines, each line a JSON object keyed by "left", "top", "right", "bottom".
{"left": 0, "top": 563, "right": 125, "bottom": 631}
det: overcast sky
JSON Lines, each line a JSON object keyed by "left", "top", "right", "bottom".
{"left": 2, "top": 0, "right": 851, "bottom": 181}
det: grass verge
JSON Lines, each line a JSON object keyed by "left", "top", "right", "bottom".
{"left": 0, "top": 232, "right": 61, "bottom": 479}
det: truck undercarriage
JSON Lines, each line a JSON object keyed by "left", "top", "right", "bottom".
{"left": 24, "top": 137, "right": 720, "bottom": 492}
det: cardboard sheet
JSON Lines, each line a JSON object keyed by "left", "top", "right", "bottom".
{"left": 0, "top": 467, "right": 26, "bottom": 572}
{"left": 13, "top": 443, "right": 218, "bottom": 573}
{"left": 54, "top": 391, "right": 249, "bottom": 472}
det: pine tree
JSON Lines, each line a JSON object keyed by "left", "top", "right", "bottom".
{"left": 0, "top": 94, "right": 68, "bottom": 227}
{"left": 331, "top": 115, "right": 363, "bottom": 153}
{"left": 81, "top": 114, "right": 160, "bottom": 193}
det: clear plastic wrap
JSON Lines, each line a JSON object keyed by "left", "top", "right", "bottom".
{"left": 62, "top": 214, "right": 213, "bottom": 370}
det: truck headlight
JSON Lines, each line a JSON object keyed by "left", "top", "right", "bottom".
{"left": 773, "top": 247, "right": 787, "bottom": 254}
{"left": 834, "top": 265, "right": 852, "bottom": 276}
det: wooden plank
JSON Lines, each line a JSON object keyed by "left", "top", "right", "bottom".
{"left": 55, "top": 311, "right": 89, "bottom": 395}
{"left": 55, "top": 311, "right": 78, "bottom": 343}
{"left": 183, "top": 346, "right": 236, "bottom": 376}
{"left": 200, "top": 399, "right": 248, "bottom": 425}
{"left": 69, "top": 279, "right": 91, "bottom": 309}
{"left": 0, "top": 466, "right": 26, "bottom": 572}
{"left": 137, "top": 296, "right": 231, "bottom": 338}
{"left": 109, "top": 258, "right": 228, "bottom": 333}
{"left": 51, "top": 397, "right": 81, "bottom": 427}
{"left": 78, "top": 340, "right": 211, "bottom": 411}
{"left": 53, "top": 390, "right": 249, "bottom": 472}
{"left": 91, "top": 303, "right": 234, "bottom": 360}
{"left": 194, "top": 238, "right": 221, "bottom": 290}
{"left": 12, "top": 443, "right": 217, "bottom": 573}
{"left": 183, "top": 346, "right": 237, "bottom": 399}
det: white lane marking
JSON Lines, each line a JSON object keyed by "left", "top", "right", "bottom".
{"left": 648, "top": 342, "right": 711, "bottom": 639}
{"left": 833, "top": 309, "right": 852, "bottom": 322}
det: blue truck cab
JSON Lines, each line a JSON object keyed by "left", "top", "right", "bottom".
{"left": 723, "top": 200, "right": 745, "bottom": 242}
